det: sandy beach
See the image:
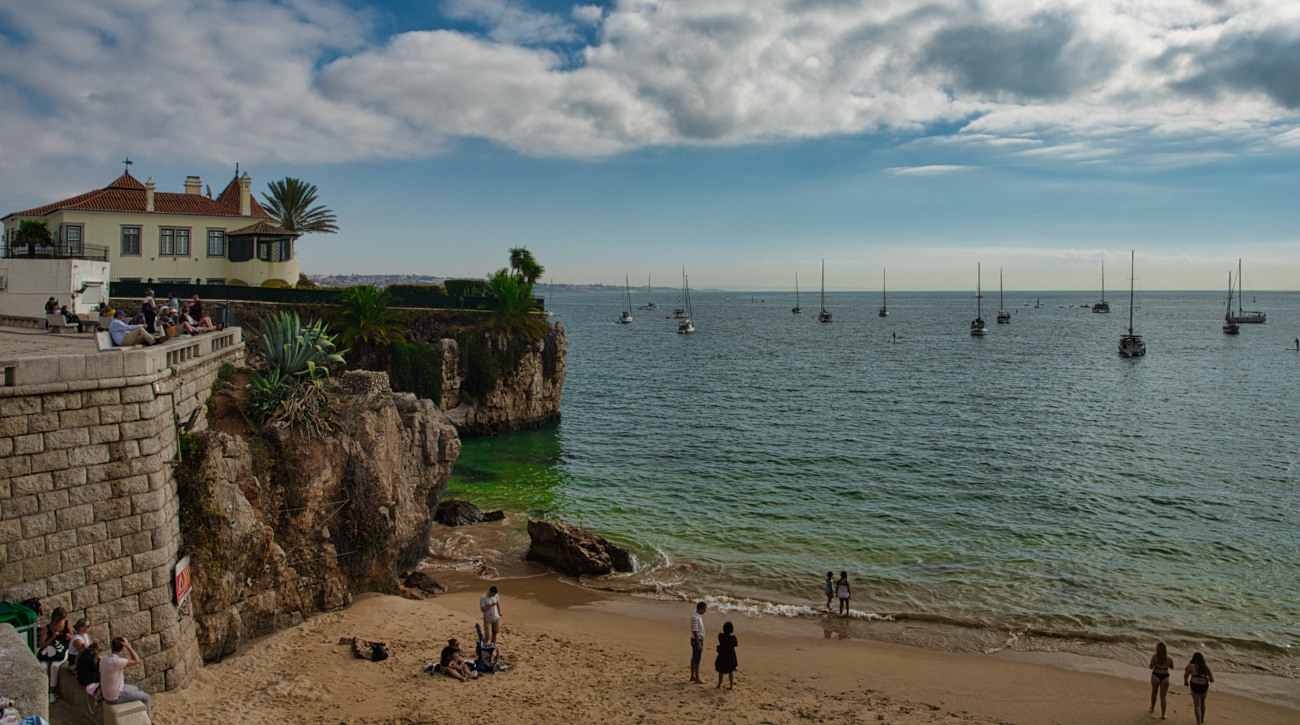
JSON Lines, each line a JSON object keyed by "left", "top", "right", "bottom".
{"left": 117, "top": 573, "right": 1296, "bottom": 725}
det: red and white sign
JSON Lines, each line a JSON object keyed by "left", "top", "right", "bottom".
{"left": 174, "top": 557, "right": 192, "bottom": 608}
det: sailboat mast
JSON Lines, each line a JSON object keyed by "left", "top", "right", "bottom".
{"left": 882, "top": 268, "right": 887, "bottom": 307}
{"left": 795, "top": 273, "right": 800, "bottom": 306}
{"left": 999, "top": 268, "right": 1004, "bottom": 310}
{"left": 648, "top": 274, "right": 652, "bottom": 306}
{"left": 821, "top": 260, "right": 826, "bottom": 310}
{"left": 1237, "top": 259, "right": 1243, "bottom": 314}
{"left": 1128, "top": 250, "right": 1135, "bottom": 335}
{"left": 977, "top": 263, "right": 982, "bottom": 318}
{"left": 1101, "top": 261, "right": 1105, "bottom": 303}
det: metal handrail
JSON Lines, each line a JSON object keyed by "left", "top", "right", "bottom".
{"left": 1, "top": 241, "right": 110, "bottom": 261}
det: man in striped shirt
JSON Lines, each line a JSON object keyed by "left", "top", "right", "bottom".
{"left": 689, "top": 601, "right": 707, "bottom": 684}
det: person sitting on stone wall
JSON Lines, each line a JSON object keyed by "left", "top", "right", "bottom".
{"left": 110, "top": 310, "right": 155, "bottom": 347}
{"left": 190, "top": 294, "right": 205, "bottom": 321}
{"left": 178, "top": 305, "right": 218, "bottom": 335}
{"left": 76, "top": 641, "right": 102, "bottom": 687}
{"left": 59, "top": 304, "right": 86, "bottom": 333}
{"left": 99, "top": 638, "right": 151, "bottom": 719}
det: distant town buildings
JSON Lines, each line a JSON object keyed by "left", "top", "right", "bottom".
{"left": 1, "top": 170, "right": 300, "bottom": 288}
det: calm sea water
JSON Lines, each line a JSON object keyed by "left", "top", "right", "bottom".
{"left": 445, "top": 288, "right": 1300, "bottom": 668}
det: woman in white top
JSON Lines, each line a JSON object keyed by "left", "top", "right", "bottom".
{"left": 69, "top": 618, "right": 92, "bottom": 662}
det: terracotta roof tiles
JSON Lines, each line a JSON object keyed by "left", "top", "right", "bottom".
{"left": 7, "top": 171, "right": 273, "bottom": 220}
{"left": 228, "top": 220, "right": 297, "bottom": 236}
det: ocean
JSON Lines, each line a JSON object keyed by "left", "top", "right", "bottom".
{"left": 438, "top": 288, "right": 1300, "bottom": 675}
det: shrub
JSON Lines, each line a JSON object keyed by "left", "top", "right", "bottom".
{"left": 261, "top": 278, "right": 291, "bottom": 288}
{"left": 387, "top": 284, "right": 447, "bottom": 297}
{"left": 389, "top": 340, "right": 444, "bottom": 403}
{"left": 445, "top": 279, "right": 487, "bottom": 297}
{"left": 483, "top": 269, "right": 548, "bottom": 342}
{"left": 295, "top": 273, "right": 320, "bottom": 289}
{"left": 226, "top": 279, "right": 249, "bottom": 287}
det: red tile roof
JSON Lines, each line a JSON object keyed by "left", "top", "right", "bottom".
{"left": 228, "top": 220, "right": 297, "bottom": 237}
{"left": 215, "top": 176, "right": 272, "bottom": 218}
{"left": 6, "top": 171, "right": 273, "bottom": 220}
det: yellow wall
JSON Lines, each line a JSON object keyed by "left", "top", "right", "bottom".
{"left": 3, "top": 208, "right": 299, "bottom": 287}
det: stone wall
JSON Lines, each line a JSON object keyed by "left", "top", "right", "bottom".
{"left": 0, "top": 330, "right": 244, "bottom": 693}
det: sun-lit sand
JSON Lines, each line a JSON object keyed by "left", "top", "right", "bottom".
{"left": 140, "top": 574, "right": 1299, "bottom": 725}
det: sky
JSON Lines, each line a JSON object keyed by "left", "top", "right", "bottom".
{"left": 1, "top": 0, "right": 1298, "bottom": 290}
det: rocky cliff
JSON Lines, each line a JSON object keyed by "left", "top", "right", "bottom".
{"left": 441, "top": 321, "right": 567, "bottom": 436}
{"left": 180, "top": 376, "right": 460, "bottom": 661}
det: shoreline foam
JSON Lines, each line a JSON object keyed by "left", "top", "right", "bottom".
{"left": 421, "top": 513, "right": 1300, "bottom": 682}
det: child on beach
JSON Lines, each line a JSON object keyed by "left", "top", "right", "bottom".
{"left": 715, "top": 622, "right": 738, "bottom": 690}
{"left": 439, "top": 639, "right": 477, "bottom": 681}
{"left": 824, "top": 572, "right": 834, "bottom": 610}
{"left": 836, "top": 572, "right": 851, "bottom": 617}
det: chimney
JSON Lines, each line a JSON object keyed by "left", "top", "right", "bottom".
{"left": 239, "top": 172, "right": 252, "bottom": 216}
{"left": 145, "top": 178, "right": 155, "bottom": 212}
{"left": 185, "top": 175, "right": 201, "bottom": 194}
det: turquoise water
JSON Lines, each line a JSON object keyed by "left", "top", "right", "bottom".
{"left": 446, "top": 290, "right": 1300, "bottom": 667}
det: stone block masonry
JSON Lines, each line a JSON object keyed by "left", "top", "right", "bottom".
{"left": 0, "top": 328, "right": 243, "bottom": 694}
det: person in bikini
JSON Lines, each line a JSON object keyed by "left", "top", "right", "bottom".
{"left": 1148, "top": 641, "right": 1174, "bottom": 719}
{"left": 836, "top": 571, "right": 852, "bottom": 617}
{"left": 1183, "top": 651, "right": 1214, "bottom": 725}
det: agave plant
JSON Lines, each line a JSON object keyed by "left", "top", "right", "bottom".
{"left": 256, "top": 311, "right": 346, "bottom": 378}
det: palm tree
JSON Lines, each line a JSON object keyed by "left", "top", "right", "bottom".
{"left": 483, "top": 269, "right": 548, "bottom": 342}
{"left": 333, "top": 286, "right": 406, "bottom": 350}
{"left": 261, "top": 178, "right": 339, "bottom": 234}
{"left": 507, "top": 246, "right": 545, "bottom": 286}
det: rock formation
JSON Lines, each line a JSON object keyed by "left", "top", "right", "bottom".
{"left": 0, "top": 624, "right": 47, "bottom": 723}
{"left": 436, "top": 498, "right": 506, "bottom": 526}
{"left": 443, "top": 322, "right": 567, "bottom": 436}
{"left": 181, "top": 379, "right": 460, "bottom": 661}
{"left": 526, "top": 519, "right": 634, "bottom": 577}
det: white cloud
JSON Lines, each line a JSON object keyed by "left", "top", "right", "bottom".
{"left": 1, "top": 0, "right": 1299, "bottom": 177}
{"left": 883, "top": 165, "right": 972, "bottom": 176}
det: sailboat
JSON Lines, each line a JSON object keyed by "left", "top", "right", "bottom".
{"left": 970, "top": 264, "right": 987, "bottom": 336}
{"left": 792, "top": 273, "right": 802, "bottom": 314}
{"left": 1092, "top": 261, "right": 1110, "bottom": 313}
{"left": 817, "top": 260, "right": 832, "bottom": 323}
{"left": 1223, "top": 272, "right": 1240, "bottom": 335}
{"left": 617, "top": 275, "right": 633, "bottom": 324}
{"left": 639, "top": 275, "right": 657, "bottom": 310}
{"left": 1119, "top": 250, "right": 1146, "bottom": 356}
{"left": 878, "top": 268, "right": 888, "bottom": 317}
{"left": 996, "top": 269, "right": 1010, "bottom": 324}
{"left": 677, "top": 267, "right": 695, "bottom": 334}
{"left": 1035, "top": 298, "right": 1041, "bottom": 309}
{"left": 1226, "top": 259, "right": 1266, "bottom": 323}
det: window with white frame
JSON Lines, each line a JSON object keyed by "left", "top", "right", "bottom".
{"left": 160, "top": 228, "right": 190, "bottom": 256}
{"left": 121, "top": 226, "right": 141, "bottom": 255}
{"left": 207, "top": 229, "right": 226, "bottom": 257}
{"left": 257, "top": 240, "right": 290, "bottom": 262}
{"left": 63, "top": 224, "right": 83, "bottom": 253}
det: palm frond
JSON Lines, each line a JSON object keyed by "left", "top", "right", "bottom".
{"left": 261, "top": 177, "right": 339, "bottom": 234}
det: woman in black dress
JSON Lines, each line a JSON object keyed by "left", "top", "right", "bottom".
{"left": 715, "top": 621, "right": 738, "bottom": 689}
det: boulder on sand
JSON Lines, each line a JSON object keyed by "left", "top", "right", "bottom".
{"left": 526, "top": 519, "right": 634, "bottom": 577}
{"left": 436, "top": 499, "right": 506, "bottom": 526}
{"left": 403, "top": 571, "right": 447, "bottom": 595}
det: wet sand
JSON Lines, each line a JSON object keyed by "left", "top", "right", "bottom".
{"left": 141, "top": 572, "right": 1299, "bottom": 725}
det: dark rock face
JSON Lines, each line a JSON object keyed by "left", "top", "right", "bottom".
{"left": 444, "top": 322, "right": 568, "bottom": 436}
{"left": 435, "top": 498, "right": 505, "bottom": 526}
{"left": 403, "top": 571, "right": 447, "bottom": 595}
{"left": 525, "top": 519, "right": 634, "bottom": 577}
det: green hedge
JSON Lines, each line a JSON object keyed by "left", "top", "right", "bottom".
{"left": 444, "top": 279, "right": 487, "bottom": 297}
{"left": 388, "top": 341, "right": 444, "bottom": 403}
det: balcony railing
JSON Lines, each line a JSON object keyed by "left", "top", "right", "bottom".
{"left": 1, "top": 241, "right": 110, "bottom": 261}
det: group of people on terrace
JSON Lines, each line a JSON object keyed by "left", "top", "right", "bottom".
{"left": 35, "top": 606, "right": 152, "bottom": 719}
{"left": 105, "top": 289, "right": 221, "bottom": 347}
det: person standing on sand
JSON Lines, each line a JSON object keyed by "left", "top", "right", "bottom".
{"left": 1184, "top": 652, "right": 1214, "bottom": 725}
{"left": 689, "top": 602, "right": 707, "bottom": 684}
{"left": 715, "top": 621, "right": 738, "bottom": 689}
{"left": 836, "top": 571, "right": 851, "bottom": 617}
{"left": 480, "top": 586, "right": 502, "bottom": 644}
{"left": 824, "top": 572, "right": 834, "bottom": 611}
{"left": 1148, "top": 641, "right": 1174, "bottom": 719}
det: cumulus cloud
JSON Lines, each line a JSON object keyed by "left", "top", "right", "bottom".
{"left": 1, "top": 0, "right": 1299, "bottom": 174}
